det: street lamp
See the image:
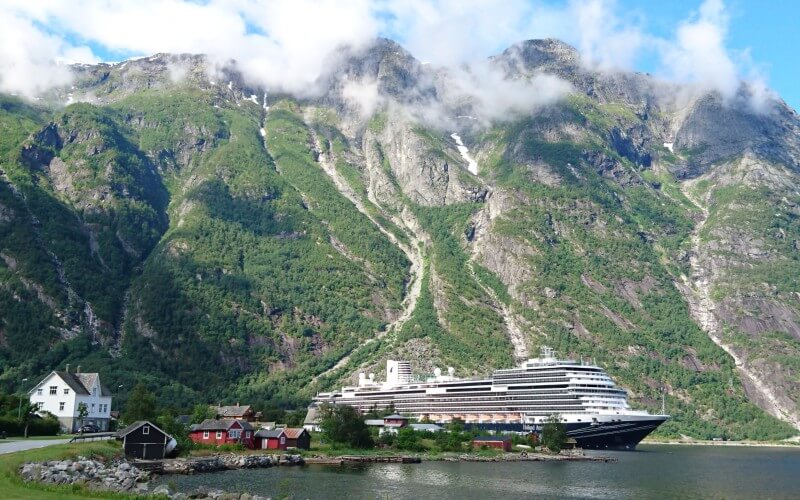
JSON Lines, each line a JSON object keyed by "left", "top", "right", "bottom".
{"left": 17, "top": 378, "right": 29, "bottom": 419}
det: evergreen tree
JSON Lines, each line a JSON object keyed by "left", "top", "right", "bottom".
{"left": 124, "top": 383, "right": 157, "bottom": 423}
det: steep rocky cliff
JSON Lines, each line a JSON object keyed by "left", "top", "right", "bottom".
{"left": 0, "top": 39, "right": 798, "bottom": 439}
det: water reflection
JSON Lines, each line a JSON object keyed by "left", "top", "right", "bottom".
{"left": 153, "top": 445, "right": 800, "bottom": 499}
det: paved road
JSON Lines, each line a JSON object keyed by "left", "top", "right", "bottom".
{"left": 0, "top": 438, "right": 71, "bottom": 455}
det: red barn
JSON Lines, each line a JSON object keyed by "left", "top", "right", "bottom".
{"left": 189, "top": 419, "right": 255, "bottom": 449}
{"left": 255, "top": 428, "right": 287, "bottom": 450}
{"left": 472, "top": 436, "right": 512, "bottom": 452}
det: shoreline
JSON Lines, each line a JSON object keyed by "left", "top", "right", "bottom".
{"left": 304, "top": 451, "right": 615, "bottom": 465}
{"left": 642, "top": 440, "right": 800, "bottom": 448}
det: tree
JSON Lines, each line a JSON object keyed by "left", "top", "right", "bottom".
{"left": 20, "top": 402, "right": 39, "bottom": 438}
{"left": 542, "top": 414, "right": 567, "bottom": 453}
{"left": 156, "top": 409, "right": 190, "bottom": 455}
{"left": 318, "top": 403, "right": 374, "bottom": 449}
{"left": 124, "top": 383, "right": 157, "bottom": 423}
{"left": 190, "top": 404, "right": 215, "bottom": 424}
{"left": 76, "top": 402, "right": 89, "bottom": 432}
{"left": 394, "top": 427, "right": 422, "bottom": 451}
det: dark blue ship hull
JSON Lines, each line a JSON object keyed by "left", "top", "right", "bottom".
{"left": 464, "top": 416, "right": 667, "bottom": 450}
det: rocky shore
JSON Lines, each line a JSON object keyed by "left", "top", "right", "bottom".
{"left": 163, "top": 453, "right": 304, "bottom": 474}
{"left": 18, "top": 453, "right": 304, "bottom": 497}
{"left": 19, "top": 457, "right": 149, "bottom": 493}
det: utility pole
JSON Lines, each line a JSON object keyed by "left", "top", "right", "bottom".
{"left": 661, "top": 388, "right": 666, "bottom": 415}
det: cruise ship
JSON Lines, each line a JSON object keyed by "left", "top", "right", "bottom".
{"left": 306, "top": 347, "right": 668, "bottom": 450}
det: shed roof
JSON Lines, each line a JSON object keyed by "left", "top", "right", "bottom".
{"left": 116, "top": 420, "right": 171, "bottom": 439}
{"left": 255, "top": 429, "right": 285, "bottom": 438}
{"left": 284, "top": 428, "right": 307, "bottom": 439}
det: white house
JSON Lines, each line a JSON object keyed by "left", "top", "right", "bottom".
{"left": 28, "top": 366, "right": 113, "bottom": 433}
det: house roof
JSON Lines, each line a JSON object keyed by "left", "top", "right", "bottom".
{"left": 303, "top": 408, "right": 318, "bottom": 425}
{"left": 410, "top": 423, "right": 442, "bottom": 431}
{"left": 255, "top": 429, "right": 285, "bottom": 438}
{"left": 117, "top": 420, "right": 172, "bottom": 439}
{"left": 212, "top": 405, "right": 254, "bottom": 418}
{"left": 192, "top": 419, "right": 254, "bottom": 431}
{"left": 383, "top": 414, "right": 408, "bottom": 420}
{"left": 283, "top": 428, "right": 307, "bottom": 439}
{"left": 473, "top": 435, "right": 511, "bottom": 442}
{"left": 365, "top": 419, "right": 385, "bottom": 426}
{"left": 29, "top": 371, "right": 112, "bottom": 397}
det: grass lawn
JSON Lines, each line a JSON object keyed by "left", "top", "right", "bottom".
{"left": 0, "top": 440, "right": 155, "bottom": 499}
{"left": 1, "top": 435, "right": 73, "bottom": 442}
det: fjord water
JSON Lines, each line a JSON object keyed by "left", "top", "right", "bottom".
{"left": 156, "top": 445, "right": 800, "bottom": 499}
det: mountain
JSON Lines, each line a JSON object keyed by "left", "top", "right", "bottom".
{"left": 0, "top": 39, "right": 798, "bottom": 439}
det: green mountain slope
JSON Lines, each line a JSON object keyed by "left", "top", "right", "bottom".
{"left": 0, "top": 42, "right": 798, "bottom": 439}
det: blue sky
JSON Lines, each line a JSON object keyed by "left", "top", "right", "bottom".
{"left": 614, "top": 0, "right": 799, "bottom": 110}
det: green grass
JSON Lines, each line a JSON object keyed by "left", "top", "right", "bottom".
{"left": 0, "top": 441, "right": 152, "bottom": 499}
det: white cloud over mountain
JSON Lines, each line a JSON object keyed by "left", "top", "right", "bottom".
{"left": 0, "top": 0, "right": 774, "bottom": 106}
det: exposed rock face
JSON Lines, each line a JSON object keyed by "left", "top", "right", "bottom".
{"left": 371, "top": 119, "right": 487, "bottom": 206}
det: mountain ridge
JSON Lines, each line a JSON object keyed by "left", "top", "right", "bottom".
{"left": 1, "top": 37, "right": 798, "bottom": 439}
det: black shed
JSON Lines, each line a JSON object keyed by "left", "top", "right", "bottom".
{"left": 117, "top": 421, "right": 175, "bottom": 460}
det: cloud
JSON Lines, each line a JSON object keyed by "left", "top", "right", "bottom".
{"left": 437, "top": 60, "right": 573, "bottom": 126}
{"left": 658, "top": 0, "right": 738, "bottom": 98}
{"left": 0, "top": 0, "right": 777, "bottom": 113}
{"left": 0, "top": 9, "right": 86, "bottom": 97}
{"left": 569, "top": 0, "right": 648, "bottom": 71}
{"left": 341, "top": 78, "right": 383, "bottom": 119}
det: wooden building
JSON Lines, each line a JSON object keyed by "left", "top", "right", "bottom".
{"left": 284, "top": 428, "right": 311, "bottom": 450}
{"left": 211, "top": 404, "right": 261, "bottom": 422}
{"left": 117, "top": 421, "right": 175, "bottom": 459}
{"left": 189, "top": 419, "right": 255, "bottom": 448}
{"left": 255, "top": 428, "right": 287, "bottom": 450}
{"left": 472, "top": 435, "right": 512, "bottom": 452}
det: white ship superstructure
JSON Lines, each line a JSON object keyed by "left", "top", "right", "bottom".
{"left": 308, "top": 347, "right": 668, "bottom": 449}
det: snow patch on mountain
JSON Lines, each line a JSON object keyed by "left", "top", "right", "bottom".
{"left": 450, "top": 133, "right": 478, "bottom": 175}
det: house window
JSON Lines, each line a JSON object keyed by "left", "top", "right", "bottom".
{"left": 49, "top": 386, "right": 57, "bottom": 395}
{"left": 91, "top": 403, "right": 95, "bottom": 411}
{"left": 59, "top": 402, "right": 65, "bottom": 411}
{"left": 203, "top": 431, "right": 209, "bottom": 439}
{"left": 36, "top": 402, "right": 43, "bottom": 410}
{"left": 143, "top": 426, "right": 150, "bottom": 435}
{"left": 229, "top": 430, "right": 241, "bottom": 439}
{"left": 63, "top": 388, "right": 69, "bottom": 395}
{"left": 216, "top": 431, "right": 222, "bottom": 439}
{"left": 37, "top": 388, "right": 43, "bottom": 396}
{"left": 93, "top": 387, "right": 97, "bottom": 396}
{"left": 245, "top": 431, "right": 251, "bottom": 438}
